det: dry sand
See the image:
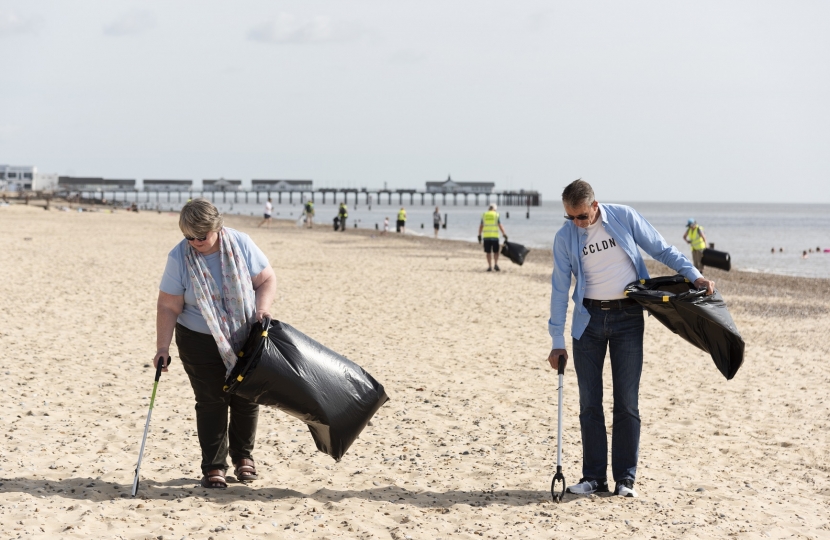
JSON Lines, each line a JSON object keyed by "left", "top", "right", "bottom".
{"left": 1, "top": 203, "right": 828, "bottom": 539}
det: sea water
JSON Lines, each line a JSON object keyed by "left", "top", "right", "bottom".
{"left": 137, "top": 196, "right": 830, "bottom": 279}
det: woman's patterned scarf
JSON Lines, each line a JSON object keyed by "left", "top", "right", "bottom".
{"left": 184, "top": 228, "right": 256, "bottom": 376}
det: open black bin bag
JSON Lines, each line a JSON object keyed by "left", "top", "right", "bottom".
{"left": 624, "top": 275, "right": 745, "bottom": 380}
{"left": 500, "top": 240, "right": 530, "bottom": 266}
{"left": 224, "top": 319, "right": 389, "bottom": 461}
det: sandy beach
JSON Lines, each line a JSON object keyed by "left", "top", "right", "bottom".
{"left": 1, "top": 202, "right": 828, "bottom": 540}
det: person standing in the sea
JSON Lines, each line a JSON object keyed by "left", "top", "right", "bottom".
{"left": 433, "top": 207, "right": 442, "bottom": 239}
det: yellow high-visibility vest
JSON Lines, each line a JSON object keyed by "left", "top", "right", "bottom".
{"left": 339, "top": 205, "right": 348, "bottom": 218}
{"left": 482, "top": 210, "right": 500, "bottom": 239}
{"left": 688, "top": 225, "right": 705, "bottom": 251}
{"left": 397, "top": 209, "right": 406, "bottom": 221}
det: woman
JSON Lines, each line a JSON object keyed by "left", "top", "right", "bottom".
{"left": 155, "top": 198, "right": 277, "bottom": 489}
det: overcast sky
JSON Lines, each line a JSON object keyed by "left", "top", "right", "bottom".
{"left": 1, "top": 1, "right": 828, "bottom": 202}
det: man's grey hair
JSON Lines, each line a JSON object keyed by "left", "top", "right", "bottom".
{"left": 561, "top": 179, "right": 595, "bottom": 208}
{"left": 179, "top": 198, "right": 224, "bottom": 238}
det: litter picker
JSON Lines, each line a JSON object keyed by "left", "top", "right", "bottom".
{"left": 550, "top": 354, "right": 566, "bottom": 502}
{"left": 131, "top": 356, "right": 170, "bottom": 497}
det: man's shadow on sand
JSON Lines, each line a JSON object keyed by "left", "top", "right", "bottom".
{"left": 0, "top": 476, "right": 587, "bottom": 506}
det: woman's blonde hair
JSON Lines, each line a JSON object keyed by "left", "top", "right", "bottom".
{"left": 179, "top": 198, "right": 224, "bottom": 238}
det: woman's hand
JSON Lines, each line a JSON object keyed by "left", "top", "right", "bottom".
{"left": 153, "top": 349, "right": 171, "bottom": 372}
{"left": 255, "top": 309, "right": 272, "bottom": 323}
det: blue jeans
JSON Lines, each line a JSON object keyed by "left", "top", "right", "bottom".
{"left": 572, "top": 305, "right": 644, "bottom": 482}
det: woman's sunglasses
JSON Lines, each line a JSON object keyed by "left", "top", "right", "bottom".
{"left": 184, "top": 234, "right": 208, "bottom": 242}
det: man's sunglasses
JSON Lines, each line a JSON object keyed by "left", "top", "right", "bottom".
{"left": 564, "top": 212, "right": 590, "bottom": 221}
{"left": 184, "top": 234, "right": 208, "bottom": 242}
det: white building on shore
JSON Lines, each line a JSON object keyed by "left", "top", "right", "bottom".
{"left": 0, "top": 166, "right": 61, "bottom": 191}
{"left": 1, "top": 165, "right": 35, "bottom": 191}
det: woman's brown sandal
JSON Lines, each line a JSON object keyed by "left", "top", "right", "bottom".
{"left": 200, "top": 469, "right": 227, "bottom": 489}
{"left": 233, "top": 458, "right": 258, "bottom": 482}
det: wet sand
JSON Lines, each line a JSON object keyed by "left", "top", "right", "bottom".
{"left": 1, "top": 203, "right": 828, "bottom": 539}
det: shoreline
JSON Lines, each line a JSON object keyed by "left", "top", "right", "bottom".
{"left": 3, "top": 196, "right": 827, "bottom": 279}
{"left": 229, "top": 212, "right": 830, "bottom": 292}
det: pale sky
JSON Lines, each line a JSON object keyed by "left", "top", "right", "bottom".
{"left": 2, "top": 1, "right": 829, "bottom": 202}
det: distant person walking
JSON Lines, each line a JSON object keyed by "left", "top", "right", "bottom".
{"left": 433, "top": 207, "right": 442, "bottom": 238}
{"left": 382, "top": 217, "right": 389, "bottom": 236}
{"left": 257, "top": 198, "right": 273, "bottom": 229}
{"left": 478, "top": 204, "right": 507, "bottom": 272}
{"left": 304, "top": 200, "right": 315, "bottom": 228}
{"left": 396, "top": 207, "right": 407, "bottom": 234}
{"left": 338, "top": 202, "right": 349, "bottom": 232}
{"left": 683, "top": 218, "right": 707, "bottom": 272}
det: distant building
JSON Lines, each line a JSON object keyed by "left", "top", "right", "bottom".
{"left": 33, "top": 173, "right": 59, "bottom": 191}
{"left": 202, "top": 179, "right": 242, "bottom": 191}
{"left": 58, "top": 177, "right": 136, "bottom": 191}
{"left": 143, "top": 179, "right": 193, "bottom": 191}
{"left": 251, "top": 179, "right": 313, "bottom": 192}
{"left": 0, "top": 165, "right": 36, "bottom": 191}
{"left": 426, "top": 175, "right": 494, "bottom": 194}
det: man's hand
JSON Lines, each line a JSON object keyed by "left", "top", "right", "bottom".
{"left": 694, "top": 277, "right": 715, "bottom": 295}
{"left": 548, "top": 349, "right": 568, "bottom": 370}
{"left": 477, "top": 235, "right": 482, "bottom": 244}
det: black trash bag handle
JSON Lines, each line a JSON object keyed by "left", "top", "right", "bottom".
{"left": 675, "top": 288, "right": 709, "bottom": 302}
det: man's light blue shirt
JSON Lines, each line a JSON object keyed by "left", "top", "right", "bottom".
{"left": 549, "top": 203, "right": 703, "bottom": 349}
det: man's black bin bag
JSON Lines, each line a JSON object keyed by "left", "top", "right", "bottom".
{"left": 624, "top": 275, "right": 745, "bottom": 380}
{"left": 224, "top": 319, "right": 389, "bottom": 461}
{"left": 500, "top": 240, "right": 530, "bottom": 266}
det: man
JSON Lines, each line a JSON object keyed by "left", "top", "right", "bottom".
{"left": 682, "top": 218, "right": 707, "bottom": 272}
{"left": 304, "top": 200, "right": 315, "bottom": 228}
{"left": 548, "top": 179, "right": 714, "bottom": 498}
{"left": 257, "top": 198, "right": 272, "bottom": 228}
{"left": 338, "top": 202, "right": 348, "bottom": 231}
{"left": 396, "top": 207, "right": 407, "bottom": 234}
{"left": 433, "top": 207, "right": 442, "bottom": 238}
{"left": 478, "top": 204, "right": 507, "bottom": 272}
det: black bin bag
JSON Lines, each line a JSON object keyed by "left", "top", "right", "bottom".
{"left": 224, "top": 319, "right": 389, "bottom": 461}
{"left": 500, "top": 240, "right": 530, "bottom": 266}
{"left": 624, "top": 275, "right": 745, "bottom": 380}
{"left": 701, "top": 248, "right": 731, "bottom": 271}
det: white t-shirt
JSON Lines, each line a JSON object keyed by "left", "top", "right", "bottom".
{"left": 264, "top": 201, "right": 272, "bottom": 214}
{"left": 581, "top": 217, "right": 638, "bottom": 300}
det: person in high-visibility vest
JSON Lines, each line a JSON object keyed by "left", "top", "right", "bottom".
{"left": 338, "top": 203, "right": 349, "bottom": 232}
{"left": 304, "top": 200, "right": 315, "bottom": 228}
{"left": 477, "top": 204, "right": 507, "bottom": 271}
{"left": 682, "top": 218, "right": 708, "bottom": 272}
{"left": 396, "top": 207, "right": 407, "bottom": 234}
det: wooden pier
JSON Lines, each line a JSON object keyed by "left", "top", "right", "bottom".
{"left": 61, "top": 188, "right": 541, "bottom": 207}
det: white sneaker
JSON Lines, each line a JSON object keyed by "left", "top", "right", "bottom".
{"left": 566, "top": 478, "right": 609, "bottom": 495}
{"left": 615, "top": 479, "right": 638, "bottom": 497}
